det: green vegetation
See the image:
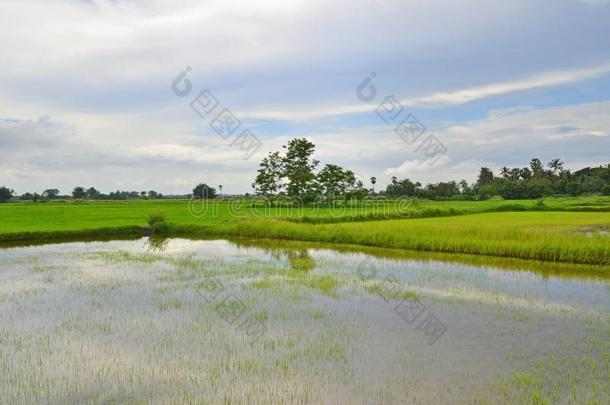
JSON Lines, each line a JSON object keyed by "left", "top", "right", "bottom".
{"left": 0, "top": 197, "right": 609, "bottom": 265}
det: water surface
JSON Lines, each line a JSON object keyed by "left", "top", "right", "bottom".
{"left": 0, "top": 238, "right": 608, "bottom": 404}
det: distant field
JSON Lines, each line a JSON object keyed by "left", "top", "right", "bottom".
{"left": 1, "top": 197, "right": 609, "bottom": 265}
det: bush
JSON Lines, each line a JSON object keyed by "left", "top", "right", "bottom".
{"left": 602, "top": 184, "right": 610, "bottom": 196}
{"left": 146, "top": 211, "right": 169, "bottom": 232}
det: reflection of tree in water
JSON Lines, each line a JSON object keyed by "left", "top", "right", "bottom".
{"left": 145, "top": 237, "right": 169, "bottom": 253}
{"left": 286, "top": 249, "right": 315, "bottom": 272}
{"left": 228, "top": 239, "right": 316, "bottom": 272}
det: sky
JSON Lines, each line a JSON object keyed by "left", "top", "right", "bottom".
{"left": 1, "top": 0, "right": 609, "bottom": 195}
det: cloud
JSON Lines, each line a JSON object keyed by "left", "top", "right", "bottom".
{"left": 1, "top": 0, "right": 610, "bottom": 193}
{"left": 240, "top": 62, "right": 610, "bottom": 121}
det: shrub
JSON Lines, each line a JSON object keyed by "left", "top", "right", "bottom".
{"left": 146, "top": 211, "right": 169, "bottom": 232}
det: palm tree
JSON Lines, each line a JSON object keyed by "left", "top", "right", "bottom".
{"left": 370, "top": 176, "right": 377, "bottom": 192}
{"left": 218, "top": 185, "right": 223, "bottom": 196}
{"left": 547, "top": 158, "right": 563, "bottom": 174}
{"left": 500, "top": 166, "right": 510, "bottom": 179}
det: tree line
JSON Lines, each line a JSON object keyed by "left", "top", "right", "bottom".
{"left": 0, "top": 187, "right": 166, "bottom": 203}
{"left": 1, "top": 139, "right": 609, "bottom": 203}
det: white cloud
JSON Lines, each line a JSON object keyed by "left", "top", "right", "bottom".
{"left": 1, "top": 0, "right": 609, "bottom": 192}
{"left": 240, "top": 62, "right": 610, "bottom": 121}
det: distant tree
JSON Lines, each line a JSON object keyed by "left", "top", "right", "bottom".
{"left": 0, "top": 186, "right": 13, "bottom": 203}
{"left": 86, "top": 187, "right": 99, "bottom": 199}
{"left": 140, "top": 191, "right": 147, "bottom": 198}
{"left": 519, "top": 168, "right": 532, "bottom": 180}
{"left": 254, "top": 151, "right": 284, "bottom": 205}
{"left": 530, "top": 158, "right": 544, "bottom": 177}
{"left": 370, "top": 176, "right": 377, "bottom": 192}
{"left": 316, "top": 164, "right": 356, "bottom": 202}
{"left": 509, "top": 168, "right": 521, "bottom": 180}
{"left": 548, "top": 158, "right": 564, "bottom": 174}
{"left": 42, "top": 189, "right": 60, "bottom": 199}
{"left": 218, "top": 185, "right": 223, "bottom": 196}
{"left": 500, "top": 167, "right": 510, "bottom": 179}
{"left": 147, "top": 190, "right": 158, "bottom": 198}
{"left": 602, "top": 184, "right": 610, "bottom": 196}
{"left": 192, "top": 183, "right": 217, "bottom": 199}
{"left": 385, "top": 178, "right": 418, "bottom": 197}
{"left": 282, "top": 138, "right": 319, "bottom": 202}
{"left": 72, "top": 187, "right": 86, "bottom": 199}
{"left": 565, "top": 181, "right": 582, "bottom": 196}
{"left": 477, "top": 167, "right": 494, "bottom": 186}
{"left": 459, "top": 180, "right": 473, "bottom": 197}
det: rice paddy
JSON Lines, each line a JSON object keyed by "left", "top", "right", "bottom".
{"left": 1, "top": 238, "right": 608, "bottom": 404}
{"left": 1, "top": 197, "right": 609, "bottom": 265}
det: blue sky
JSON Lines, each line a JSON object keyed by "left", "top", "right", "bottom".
{"left": 1, "top": 0, "right": 609, "bottom": 194}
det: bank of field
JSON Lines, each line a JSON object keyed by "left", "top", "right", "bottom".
{"left": 0, "top": 197, "right": 609, "bottom": 265}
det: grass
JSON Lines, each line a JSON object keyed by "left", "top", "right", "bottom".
{"left": 1, "top": 197, "right": 609, "bottom": 265}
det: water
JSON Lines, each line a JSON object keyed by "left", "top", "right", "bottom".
{"left": 0, "top": 238, "right": 608, "bottom": 404}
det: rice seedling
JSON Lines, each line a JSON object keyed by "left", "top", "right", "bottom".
{"left": 0, "top": 238, "right": 607, "bottom": 404}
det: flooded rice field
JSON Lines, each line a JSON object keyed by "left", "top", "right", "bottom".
{"left": 0, "top": 238, "right": 608, "bottom": 404}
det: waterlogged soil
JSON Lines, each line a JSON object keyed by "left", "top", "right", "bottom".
{"left": 0, "top": 238, "right": 608, "bottom": 404}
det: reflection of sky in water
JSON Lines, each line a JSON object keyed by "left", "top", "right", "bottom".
{"left": 0, "top": 237, "right": 608, "bottom": 403}
{"left": 2, "top": 237, "right": 609, "bottom": 315}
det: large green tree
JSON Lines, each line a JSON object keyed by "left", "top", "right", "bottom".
{"left": 282, "top": 138, "right": 319, "bottom": 202}
{"left": 254, "top": 151, "right": 284, "bottom": 205}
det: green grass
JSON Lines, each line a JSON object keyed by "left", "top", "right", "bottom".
{"left": 1, "top": 197, "right": 609, "bottom": 265}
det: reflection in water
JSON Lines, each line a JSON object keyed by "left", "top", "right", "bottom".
{"left": 145, "top": 236, "right": 170, "bottom": 253}
{"left": 0, "top": 237, "right": 608, "bottom": 404}
{"left": 230, "top": 238, "right": 316, "bottom": 272}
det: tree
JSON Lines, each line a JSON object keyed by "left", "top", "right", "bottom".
{"left": 530, "top": 158, "right": 544, "bottom": 177}
{"left": 548, "top": 158, "right": 564, "bottom": 174}
{"left": 519, "top": 168, "right": 532, "bottom": 180}
{"left": 500, "top": 167, "right": 510, "bottom": 179}
{"left": 140, "top": 191, "right": 147, "bottom": 198}
{"left": 42, "top": 189, "right": 60, "bottom": 199}
{"left": 0, "top": 186, "right": 13, "bottom": 203}
{"left": 147, "top": 190, "right": 159, "bottom": 199}
{"left": 385, "top": 178, "right": 418, "bottom": 197}
{"left": 72, "top": 187, "right": 86, "bottom": 199}
{"left": 192, "top": 184, "right": 217, "bottom": 199}
{"left": 218, "top": 185, "right": 223, "bottom": 196}
{"left": 282, "top": 138, "right": 319, "bottom": 202}
{"left": 565, "top": 181, "right": 582, "bottom": 196}
{"left": 254, "top": 151, "right": 284, "bottom": 205}
{"left": 370, "top": 176, "right": 377, "bottom": 192}
{"left": 477, "top": 167, "right": 494, "bottom": 186}
{"left": 86, "top": 187, "right": 99, "bottom": 199}
{"left": 459, "top": 180, "right": 472, "bottom": 196}
{"left": 316, "top": 164, "right": 356, "bottom": 202}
